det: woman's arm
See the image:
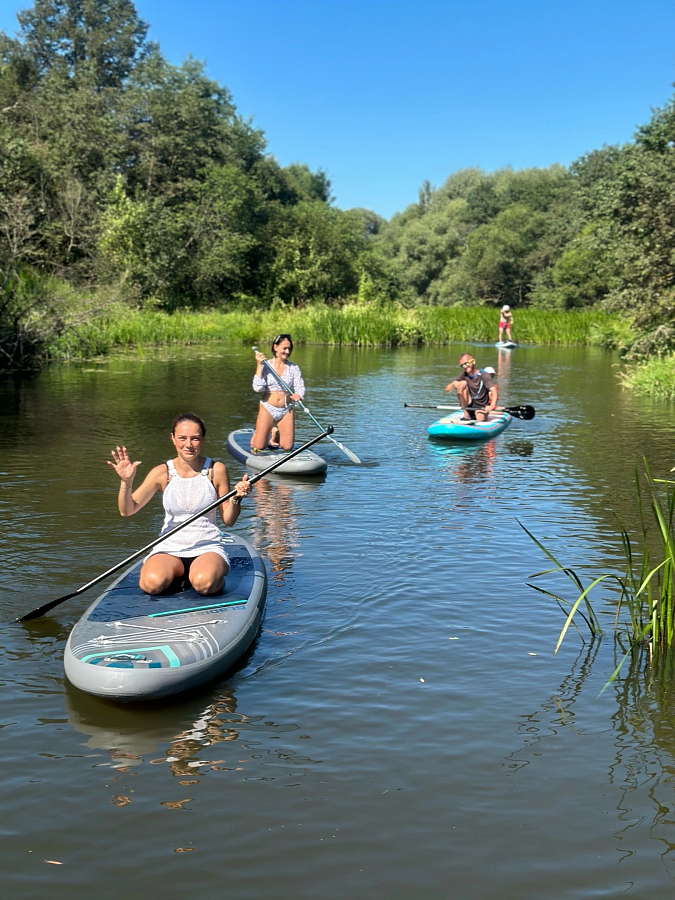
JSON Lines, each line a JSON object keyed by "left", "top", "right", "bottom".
{"left": 212, "top": 462, "right": 251, "bottom": 527}
{"left": 107, "top": 446, "right": 165, "bottom": 516}
{"left": 289, "top": 364, "right": 305, "bottom": 401}
{"left": 253, "top": 350, "right": 268, "bottom": 392}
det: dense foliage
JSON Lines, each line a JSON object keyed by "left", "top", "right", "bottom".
{"left": 0, "top": 0, "right": 372, "bottom": 366}
{"left": 2, "top": 0, "right": 675, "bottom": 369}
{"left": 373, "top": 106, "right": 675, "bottom": 359}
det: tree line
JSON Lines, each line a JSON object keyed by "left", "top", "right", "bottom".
{"left": 373, "top": 103, "right": 675, "bottom": 359}
{"left": 2, "top": 0, "right": 674, "bottom": 368}
{"left": 0, "top": 0, "right": 378, "bottom": 367}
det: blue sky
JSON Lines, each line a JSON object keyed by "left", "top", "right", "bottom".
{"left": 2, "top": 0, "right": 674, "bottom": 218}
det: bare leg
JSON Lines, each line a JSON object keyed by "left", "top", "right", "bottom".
{"left": 506, "top": 325, "right": 513, "bottom": 342}
{"left": 140, "top": 554, "right": 185, "bottom": 595}
{"left": 188, "top": 552, "right": 229, "bottom": 595}
{"left": 276, "top": 409, "right": 295, "bottom": 451}
{"left": 499, "top": 325, "right": 504, "bottom": 342}
{"left": 456, "top": 382, "right": 472, "bottom": 418}
{"left": 251, "top": 403, "right": 276, "bottom": 451}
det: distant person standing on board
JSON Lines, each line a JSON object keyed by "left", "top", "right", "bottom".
{"left": 499, "top": 305, "right": 514, "bottom": 343}
{"left": 445, "top": 354, "right": 498, "bottom": 421}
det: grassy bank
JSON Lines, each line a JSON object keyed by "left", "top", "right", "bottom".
{"left": 48, "top": 305, "right": 626, "bottom": 359}
{"left": 621, "top": 355, "right": 675, "bottom": 399}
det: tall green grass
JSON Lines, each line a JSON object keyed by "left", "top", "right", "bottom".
{"left": 620, "top": 355, "right": 675, "bottom": 399}
{"left": 48, "top": 304, "right": 622, "bottom": 359}
{"left": 524, "top": 462, "right": 675, "bottom": 686}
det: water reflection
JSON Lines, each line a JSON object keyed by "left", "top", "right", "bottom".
{"left": 249, "top": 476, "right": 321, "bottom": 589}
{"left": 505, "top": 644, "right": 675, "bottom": 877}
{"left": 504, "top": 641, "right": 600, "bottom": 774}
{"left": 428, "top": 439, "right": 498, "bottom": 484}
{"left": 505, "top": 440, "right": 534, "bottom": 457}
{"left": 66, "top": 681, "right": 320, "bottom": 783}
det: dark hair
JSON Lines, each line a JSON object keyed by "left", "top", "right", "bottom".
{"left": 171, "top": 413, "right": 206, "bottom": 437}
{"left": 272, "top": 333, "right": 293, "bottom": 356}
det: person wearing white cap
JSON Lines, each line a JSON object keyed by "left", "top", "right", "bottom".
{"left": 499, "top": 305, "right": 514, "bottom": 343}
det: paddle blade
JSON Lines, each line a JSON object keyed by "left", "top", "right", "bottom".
{"left": 18, "top": 590, "right": 80, "bottom": 622}
{"left": 336, "top": 441, "right": 361, "bottom": 464}
{"left": 505, "top": 405, "right": 535, "bottom": 420}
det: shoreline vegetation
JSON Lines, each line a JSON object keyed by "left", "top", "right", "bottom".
{"left": 47, "top": 305, "right": 629, "bottom": 361}
{"left": 3, "top": 0, "right": 675, "bottom": 395}
{"left": 526, "top": 462, "right": 675, "bottom": 687}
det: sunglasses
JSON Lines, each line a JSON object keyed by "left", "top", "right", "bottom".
{"left": 460, "top": 359, "right": 475, "bottom": 367}
{"left": 273, "top": 333, "right": 292, "bottom": 344}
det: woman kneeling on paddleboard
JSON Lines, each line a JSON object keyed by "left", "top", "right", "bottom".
{"left": 251, "top": 334, "right": 305, "bottom": 452}
{"left": 107, "top": 413, "right": 251, "bottom": 596}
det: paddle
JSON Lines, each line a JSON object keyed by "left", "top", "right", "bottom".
{"left": 404, "top": 403, "right": 535, "bottom": 420}
{"left": 252, "top": 346, "right": 361, "bottom": 464}
{"left": 17, "top": 427, "right": 334, "bottom": 623}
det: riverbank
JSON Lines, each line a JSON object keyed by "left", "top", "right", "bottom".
{"left": 621, "top": 355, "right": 675, "bottom": 399}
{"left": 48, "top": 305, "right": 628, "bottom": 360}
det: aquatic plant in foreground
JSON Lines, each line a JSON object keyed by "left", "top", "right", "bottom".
{"left": 523, "top": 461, "right": 675, "bottom": 688}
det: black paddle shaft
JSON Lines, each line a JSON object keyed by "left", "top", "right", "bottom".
{"left": 403, "top": 403, "right": 535, "bottom": 420}
{"left": 18, "top": 427, "right": 334, "bottom": 623}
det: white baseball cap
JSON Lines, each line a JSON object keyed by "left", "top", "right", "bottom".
{"left": 484, "top": 366, "right": 496, "bottom": 375}
{"left": 501, "top": 305, "right": 510, "bottom": 312}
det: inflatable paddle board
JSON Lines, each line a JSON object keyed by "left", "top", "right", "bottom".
{"left": 64, "top": 534, "right": 267, "bottom": 701}
{"left": 428, "top": 410, "right": 512, "bottom": 441}
{"left": 226, "top": 428, "right": 327, "bottom": 476}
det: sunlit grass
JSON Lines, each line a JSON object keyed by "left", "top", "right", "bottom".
{"left": 523, "top": 461, "right": 675, "bottom": 688}
{"left": 620, "top": 355, "right": 675, "bottom": 399}
{"left": 48, "top": 304, "right": 621, "bottom": 359}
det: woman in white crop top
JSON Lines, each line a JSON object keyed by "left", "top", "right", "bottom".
{"left": 107, "top": 413, "right": 251, "bottom": 597}
{"left": 251, "top": 333, "right": 305, "bottom": 452}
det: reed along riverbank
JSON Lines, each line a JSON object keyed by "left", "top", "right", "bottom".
{"left": 48, "top": 305, "right": 627, "bottom": 360}
{"left": 621, "top": 355, "right": 675, "bottom": 399}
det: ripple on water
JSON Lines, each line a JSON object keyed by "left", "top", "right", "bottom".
{"left": 2, "top": 345, "right": 675, "bottom": 899}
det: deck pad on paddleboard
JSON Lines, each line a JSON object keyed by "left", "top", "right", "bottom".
{"left": 64, "top": 534, "right": 267, "bottom": 701}
{"left": 226, "top": 428, "right": 327, "bottom": 475}
{"left": 428, "top": 410, "right": 512, "bottom": 440}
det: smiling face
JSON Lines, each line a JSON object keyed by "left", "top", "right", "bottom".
{"left": 459, "top": 353, "right": 476, "bottom": 375}
{"left": 273, "top": 338, "right": 292, "bottom": 361}
{"left": 171, "top": 420, "right": 204, "bottom": 463}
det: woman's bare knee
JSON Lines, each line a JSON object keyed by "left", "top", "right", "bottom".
{"left": 190, "top": 572, "right": 224, "bottom": 595}
{"left": 140, "top": 570, "right": 172, "bottom": 595}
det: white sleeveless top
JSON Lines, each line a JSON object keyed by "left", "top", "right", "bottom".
{"left": 146, "top": 457, "right": 229, "bottom": 561}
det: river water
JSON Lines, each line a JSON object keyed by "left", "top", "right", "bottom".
{"left": 2, "top": 343, "right": 675, "bottom": 898}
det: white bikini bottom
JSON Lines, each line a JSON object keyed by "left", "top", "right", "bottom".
{"left": 260, "top": 401, "right": 291, "bottom": 423}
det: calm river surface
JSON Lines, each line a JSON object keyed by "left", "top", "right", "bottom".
{"left": 2, "top": 343, "right": 675, "bottom": 898}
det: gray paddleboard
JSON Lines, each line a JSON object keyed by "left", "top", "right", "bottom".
{"left": 226, "top": 428, "right": 327, "bottom": 475}
{"left": 64, "top": 534, "right": 267, "bottom": 702}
